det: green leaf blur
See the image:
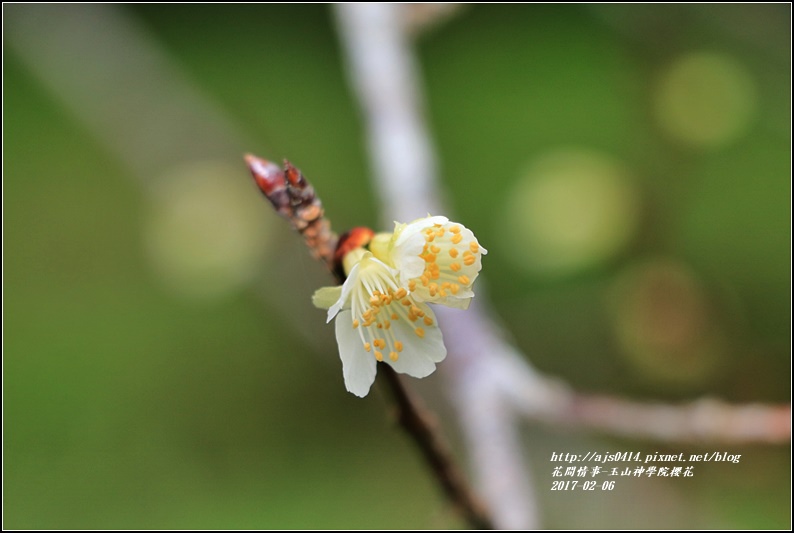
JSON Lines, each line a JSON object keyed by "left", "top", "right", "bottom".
{"left": 4, "top": 4, "right": 790, "bottom": 529}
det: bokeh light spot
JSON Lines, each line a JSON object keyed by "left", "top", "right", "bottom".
{"left": 144, "top": 161, "right": 272, "bottom": 300}
{"left": 654, "top": 51, "right": 757, "bottom": 148}
{"left": 500, "top": 149, "right": 640, "bottom": 278}
{"left": 607, "top": 258, "right": 725, "bottom": 386}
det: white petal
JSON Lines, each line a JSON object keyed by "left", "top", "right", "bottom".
{"left": 384, "top": 303, "right": 446, "bottom": 378}
{"left": 398, "top": 219, "right": 486, "bottom": 310}
{"left": 312, "top": 286, "right": 343, "bottom": 310}
{"left": 335, "top": 310, "right": 378, "bottom": 397}
{"left": 439, "top": 296, "right": 472, "bottom": 310}
{"left": 392, "top": 230, "right": 426, "bottom": 281}
{"left": 327, "top": 260, "right": 362, "bottom": 322}
{"left": 394, "top": 215, "right": 449, "bottom": 247}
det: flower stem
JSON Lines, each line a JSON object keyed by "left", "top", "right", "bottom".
{"left": 379, "top": 365, "right": 494, "bottom": 529}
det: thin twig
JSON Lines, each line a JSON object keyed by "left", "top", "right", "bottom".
{"left": 246, "top": 155, "right": 495, "bottom": 530}
{"left": 379, "top": 366, "right": 494, "bottom": 530}
{"left": 245, "top": 154, "right": 337, "bottom": 270}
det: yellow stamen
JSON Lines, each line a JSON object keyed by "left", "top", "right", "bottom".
{"left": 424, "top": 253, "right": 436, "bottom": 264}
{"left": 352, "top": 319, "right": 360, "bottom": 329}
{"left": 391, "top": 312, "right": 399, "bottom": 320}
{"left": 464, "top": 255, "right": 476, "bottom": 266}
{"left": 450, "top": 284, "right": 460, "bottom": 294}
{"left": 394, "top": 288, "right": 407, "bottom": 299}
{"left": 430, "top": 245, "right": 440, "bottom": 254}
{"left": 421, "top": 275, "right": 430, "bottom": 286}
{"left": 449, "top": 225, "right": 461, "bottom": 234}
{"left": 364, "top": 342, "right": 371, "bottom": 352}
{"left": 402, "top": 298, "right": 412, "bottom": 306}
{"left": 389, "top": 352, "right": 399, "bottom": 362}
{"left": 451, "top": 234, "right": 463, "bottom": 244}
{"left": 414, "top": 327, "right": 425, "bottom": 338}
{"left": 450, "top": 262, "right": 461, "bottom": 272}
{"left": 394, "top": 341, "right": 403, "bottom": 352}
{"left": 375, "top": 351, "right": 383, "bottom": 362}
{"left": 458, "top": 275, "right": 470, "bottom": 285}
{"left": 449, "top": 248, "right": 459, "bottom": 258}
{"left": 408, "top": 280, "right": 417, "bottom": 292}
{"left": 470, "top": 241, "right": 479, "bottom": 253}
{"left": 423, "top": 316, "right": 433, "bottom": 326}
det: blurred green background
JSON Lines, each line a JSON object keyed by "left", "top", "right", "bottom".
{"left": 4, "top": 4, "right": 790, "bottom": 529}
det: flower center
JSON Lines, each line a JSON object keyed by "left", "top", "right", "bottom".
{"left": 350, "top": 258, "right": 430, "bottom": 362}
{"left": 411, "top": 223, "right": 478, "bottom": 297}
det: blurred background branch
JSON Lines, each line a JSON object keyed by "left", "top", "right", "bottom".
{"left": 4, "top": 3, "right": 243, "bottom": 181}
{"left": 334, "top": 3, "right": 790, "bottom": 528}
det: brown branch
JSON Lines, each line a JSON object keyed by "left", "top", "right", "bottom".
{"left": 245, "top": 155, "right": 494, "bottom": 530}
{"left": 379, "top": 365, "right": 494, "bottom": 530}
